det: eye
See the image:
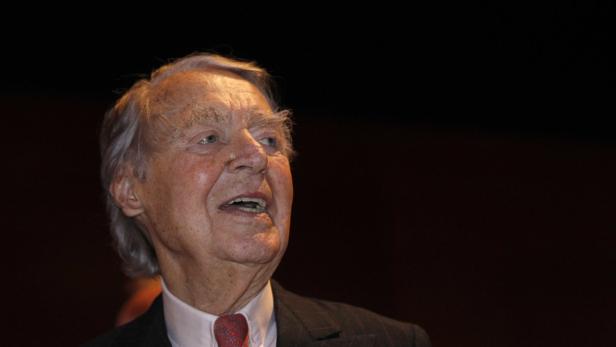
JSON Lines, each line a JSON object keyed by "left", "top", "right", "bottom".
{"left": 260, "top": 136, "right": 278, "bottom": 148}
{"left": 197, "top": 134, "right": 218, "bottom": 145}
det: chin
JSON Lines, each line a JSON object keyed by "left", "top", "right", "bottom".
{"left": 230, "top": 231, "right": 285, "bottom": 265}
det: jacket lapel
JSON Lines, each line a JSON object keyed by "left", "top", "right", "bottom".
{"left": 272, "top": 281, "right": 375, "bottom": 347}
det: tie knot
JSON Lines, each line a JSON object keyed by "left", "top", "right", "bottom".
{"left": 214, "top": 313, "right": 249, "bottom": 347}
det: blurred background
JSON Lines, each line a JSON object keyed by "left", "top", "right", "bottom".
{"left": 2, "top": 3, "right": 615, "bottom": 346}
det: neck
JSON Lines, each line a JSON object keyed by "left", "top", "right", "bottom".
{"left": 158, "top": 255, "right": 274, "bottom": 315}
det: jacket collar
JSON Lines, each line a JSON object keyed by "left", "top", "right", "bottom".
{"left": 111, "top": 279, "right": 374, "bottom": 347}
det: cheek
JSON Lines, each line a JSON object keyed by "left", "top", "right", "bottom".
{"left": 155, "top": 156, "right": 224, "bottom": 216}
{"left": 269, "top": 159, "right": 294, "bottom": 208}
{"left": 182, "top": 160, "right": 225, "bottom": 208}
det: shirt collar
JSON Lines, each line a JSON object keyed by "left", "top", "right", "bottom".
{"left": 161, "top": 279, "right": 275, "bottom": 347}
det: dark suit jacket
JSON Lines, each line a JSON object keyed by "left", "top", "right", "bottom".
{"left": 83, "top": 281, "right": 431, "bottom": 347}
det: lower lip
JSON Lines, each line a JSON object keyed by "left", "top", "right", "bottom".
{"left": 219, "top": 205, "right": 269, "bottom": 218}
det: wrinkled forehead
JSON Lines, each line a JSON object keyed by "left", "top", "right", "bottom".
{"left": 148, "top": 70, "right": 274, "bottom": 127}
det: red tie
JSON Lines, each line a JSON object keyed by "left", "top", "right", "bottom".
{"left": 214, "top": 314, "right": 249, "bottom": 347}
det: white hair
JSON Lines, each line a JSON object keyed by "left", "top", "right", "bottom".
{"left": 99, "top": 53, "right": 293, "bottom": 277}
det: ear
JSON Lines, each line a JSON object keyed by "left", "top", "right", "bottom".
{"left": 110, "top": 170, "right": 145, "bottom": 217}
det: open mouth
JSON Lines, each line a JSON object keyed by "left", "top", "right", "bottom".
{"left": 220, "top": 196, "right": 268, "bottom": 213}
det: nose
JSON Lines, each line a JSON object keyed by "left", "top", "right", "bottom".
{"left": 226, "top": 129, "right": 267, "bottom": 174}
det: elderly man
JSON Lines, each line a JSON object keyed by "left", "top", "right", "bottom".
{"left": 84, "top": 53, "right": 430, "bottom": 347}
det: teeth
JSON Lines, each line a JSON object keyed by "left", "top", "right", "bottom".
{"left": 226, "top": 197, "right": 267, "bottom": 212}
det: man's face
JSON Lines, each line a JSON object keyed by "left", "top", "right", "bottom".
{"left": 132, "top": 70, "right": 293, "bottom": 273}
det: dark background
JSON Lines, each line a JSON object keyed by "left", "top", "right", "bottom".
{"left": 3, "top": 3, "right": 615, "bottom": 346}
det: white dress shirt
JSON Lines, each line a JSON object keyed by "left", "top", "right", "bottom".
{"left": 161, "top": 280, "right": 277, "bottom": 347}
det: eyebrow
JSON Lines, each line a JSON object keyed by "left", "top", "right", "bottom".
{"left": 184, "top": 105, "right": 231, "bottom": 127}
{"left": 247, "top": 110, "right": 290, "bottom": 130}
{"left": 181, "top": 105, "right": 289, "bottom": 130}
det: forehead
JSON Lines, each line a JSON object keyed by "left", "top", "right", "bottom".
{"left": 149, "top": 70, "right": 272, "bottom": 123}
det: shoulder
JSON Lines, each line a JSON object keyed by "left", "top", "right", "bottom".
{"left": 312, "top": 296, "right": 431, "bottom": 346}
{"left": 272, "top": 281, "right": 431, "bottom": 347}
{"left": 320, "top": 298, "right": 430, "bottom": 345}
